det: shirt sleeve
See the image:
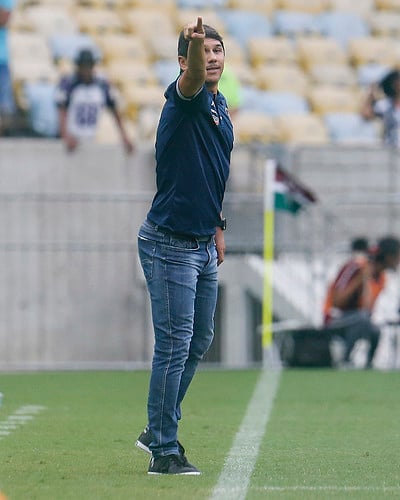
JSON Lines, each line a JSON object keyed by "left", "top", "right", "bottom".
{"left": 169, "top": 77, "right": 209, "bottom": 112}
{"left": 100, "top": 79, "right": 117, "bottom": 109}
{"left": 54, "top": 77, "right": 70, "bottom": 109}
{"left": 0, "top": 0, "right": 14, "bottom": 11}
{"left": 373, "top": 98, "right": 390, "bottom": 118}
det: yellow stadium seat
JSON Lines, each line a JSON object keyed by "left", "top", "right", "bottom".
{"left": 296, "top": 37, "right": 347, "bottom": 70}
{"left": 308, "top": 63, "right": 357, "bottom": 88}
{"left": 24, "top": 5, "right": 78, "bottom": 36}
{"left": 75, "top": 7, "right": 124, "bottom": 35}
{"left": 123, "top": 85, "right": 165, "bottom": 120}
{"left": 11, "top": 59, "right": 57, "bottom": 85}
{"left": 275, "top": 113, "right": 329, "bottom": 144}
{"left": 124, "top": 8, "right": 176, "bottom": 41}
{"left": 277, "top": 0, "right": 327, "bottom": 13}
{"left": 105, "top": 61, "right": 158, "bottom": 88}
{"left": 328, "top": 0, "right": 375, "bottom": 13}
{"left": 248, "top": 37, "right": 297, "bottom": 67}
{"left": 148, "top": 34, "right": 178, "bottom": 61}
{"left": 96, "top": 34, "right": 149, "bottom": 64}
{"left": 174, "top": 9, "right": 226, "bottom": 35}
{"left": 228, "top": 0, "right": 278, "bottom": 14}
{"left": 308, "top": 85, "right": 360, "bottom": 114}
{"left": 131, "top": 0, "right": 176, "bottom": 9}
{"left": 255, "top": 65, "right": 309, "bottom": 95}
{"left": 348, "top": 37, "right": 397, "bottom": 66}
{"left": 9, "top": 32, "right": 52, "bottom": 62}
{"left": 95, "top": 111, "right": 138, "bottom": 145}
{"left": 228, "top": 62, "right": 258, "bottom": 87}
{"left": 233, "top": 110, "right": 276, "bottom": 144}
{"left": 368, "top": 11, "right": 400, "bottom": 37}
{"left": 375, "top": 0, "right": 400, "bottom": 9}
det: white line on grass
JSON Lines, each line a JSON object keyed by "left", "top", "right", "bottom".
{"left": 210, "top": 368, "right": 281, "bottom": 500}
{"left": 0, "top": 405, "right": 46, "bottom": 441}
{"left": 258, "top": 486, "right": 400, "bottom": 493}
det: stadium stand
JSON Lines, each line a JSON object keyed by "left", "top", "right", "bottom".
{"left": 7, "top": 0, "right": 400, "bottom": 144}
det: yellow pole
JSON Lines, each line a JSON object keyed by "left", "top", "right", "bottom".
{"left": 262, "top": 160, "right": 276, "bottom": 348}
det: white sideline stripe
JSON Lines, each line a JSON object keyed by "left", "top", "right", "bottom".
{"left": 258, "top": 486, "right": 400, "bottom": 492}
{"left": 0, "top": 405, "right": 46, "bottom": 441}
{"left": 210, "top": 368, "right": 281, "bottom": 500}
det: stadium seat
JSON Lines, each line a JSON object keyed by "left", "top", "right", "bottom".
{"left": 368, "top": 11, "right": 400, "bottom": 37}
{"left": 23, "top": 5, "right": 78, "bottom": 36}
{"left": 327, "top": 0, "right": 375, "bottom": 13}
{"left": 177, "top": 0, "right": 228, "bottom": 7}
{"left": 278, "top": 0, "right": 326, "bottom": 13}
{"left": 95, "top": 111, "right": 137, "bottom": 145}
{"left": 125, "top": 8, "right": 176, "bottom": 41}
{"left": 96, "top": 34, "right": 148, "bottom": 64}
{"left": 148, "top": 34, "right": 178, "bottom": 61}
{"left": 228, "top": 0, "right": 277, "bottom": 14}
{"left": 23, "top": 81, "right": 59, "bottom": 137}
{"left": 256, "top": 90, "right": 310, "bottom": 115}
{"left": 218, "top": 9, "right": 271, "bottom": 47}
{"left": 9, "top": 32, "right": 52, "bottom": 63}
{"left": 153, "top": 59, "right": 179, "bottom": 88}
{"left": 324, "top": 112, "right": 381, "bottom": 144}
{"left": 105, "top": 61, "right": 158, "bottom": 88}
{"left": 317, "top": 11, "right": 370, "bottom": 47}
{"left": 296, "top": 36, "right": 347, "bottom": 70}
{"left": 375, "top": 0, "right": 400, "bottom": 9}
{"left": 272, "top": 10, "right": 322, "bottom": 38}
{"left": 132, "top": 0, "right": 176, "bottom": 8}
{"left": 255, "top": 65, "right": 309, "bottom": 96}
{"left": 348, "top": 37, "right": 397, "bottom": 67}
{"left": 308, "top": 85, "right": 360, "bottom": 114}
{"left": 227, "top": 63, "right": 258, "bottom": 87}
{"left": 49, "top": 33, "right": 99, "bottom": 62}
{"left": 222, "top": 35, "right": 246, "bottom": 64}
{"left": 123, "top": 85, "right": 165, "bottom": 120}
{"left": 275, "top": 113, "right": 329, "bottom": 144}
{"left": 75, "top": 7, "right": 124, "bottom": 35}
{"left": 308, "top": 64, "right": 357, "bottom": 88}
{"left": 175, "top": 9, "right": 227, "bottom": 35}
{"left": 233, "top": 110, "right": 276, "bottom": 143}
{"left": 10, "top": 59, "right": 57, "bottom": 85}
{"left": 248, "top": 36, "right": 297, "bottom": 67}
{"left": 357, "top": 63, "right": 391, "bottom": 87}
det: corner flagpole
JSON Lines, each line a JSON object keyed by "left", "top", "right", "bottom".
{"left": 262, "top": 159, "right": 276, "bottom": 354}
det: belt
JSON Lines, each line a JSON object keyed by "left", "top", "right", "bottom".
{"left": 146, "top": 219, "right": 213, "bottom": 242}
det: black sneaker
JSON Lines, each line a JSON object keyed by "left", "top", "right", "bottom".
{"left": 135, "top": 426, "right": 187, "bottom": 460}
{"left": 148, "top": 454, "right": 201, "bottom": 475}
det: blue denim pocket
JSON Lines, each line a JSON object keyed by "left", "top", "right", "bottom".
{"left": 164, "top": 236, "right": 200, "bottom": 251}
{"left": 138, "top": 235, "right": 156, "bottom": 281}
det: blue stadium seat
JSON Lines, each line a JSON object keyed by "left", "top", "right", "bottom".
{"left": 49, "top": 33, "right": 100, "bottom": 61}
{"left": 324, "top": 112, "right": 380, "bottom": 143}
{"left": 317, "top": 11, "right": 369, "bottom": 47}
{"left": 153, "top": 60, "right": 180, "bottom": 88}
{"left": 272, "top": 10, "right": 321, "bottom": 38}
{"left": 218, "top": 9, "right": 272, "bottom": 47}
{"left": 24, "top": 82, "right": 59, "bottom": 137}
{"left": 357, "top": 63, "right": 391, "bottom": 88}
{"left": 241, "top": 87, "right": 309, "bottom": 115}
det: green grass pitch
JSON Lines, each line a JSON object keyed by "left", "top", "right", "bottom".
{"left": 0, "top": 369, "right": 399, "bottom": 499}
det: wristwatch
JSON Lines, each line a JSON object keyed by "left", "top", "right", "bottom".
{"left": 218, "top": 218, "right": 227, "bottom": 231}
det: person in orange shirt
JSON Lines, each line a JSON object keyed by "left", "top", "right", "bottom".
{"left": 323, "top": 236, "right": 400, "bottom": 368}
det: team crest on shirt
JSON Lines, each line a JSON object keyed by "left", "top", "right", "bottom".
{"left": 211, "top": 101, "right": 220, "bottom": 125}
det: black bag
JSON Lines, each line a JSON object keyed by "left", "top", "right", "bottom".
{"left": 277, "top": 327, "right": 333, "bottom": 367}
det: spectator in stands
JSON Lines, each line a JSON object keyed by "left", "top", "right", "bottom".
{"left": 361, "top": 69, "right": 400, "bottom": 148}
{"left": 55, "top": 48, "right": 133, "bottom": 153}
{"left": 323, "top": 236, "right": 400, "bottom": 369}
{"left": 0, "top": 0, "right": 15, "bottom": 133}
{"left": 135, "top": 17, "right": 233, "bottom": 475}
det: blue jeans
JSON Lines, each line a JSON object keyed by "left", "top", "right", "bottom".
{"left": 138, "top": 219, "right": 218, "bottom": 458}
{"left": 0, "top": 63, "right": 15, "bottom": 116}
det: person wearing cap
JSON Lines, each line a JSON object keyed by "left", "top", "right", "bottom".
{"left": 55, "top": 48, "right": 133, "bottom": 153}
{"left": 361, "top": 69, "right": 400, "bottom": 148}
{"left": 323, "top": 236, "right": 400, "bottom": 368}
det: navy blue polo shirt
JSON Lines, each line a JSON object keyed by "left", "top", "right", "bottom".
{"left": 147, "top": 78, "right": 234, "bottom": 237}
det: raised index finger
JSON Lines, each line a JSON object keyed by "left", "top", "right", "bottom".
{"left": 196, "top": 16, "right": 203, "bottom": 33}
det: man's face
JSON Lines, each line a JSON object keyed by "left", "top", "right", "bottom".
{"left": 77, "top": 63, "right": 94, "bottom": 83}
{"left": 204, "top": 37, "right": 225, "bottom": 86}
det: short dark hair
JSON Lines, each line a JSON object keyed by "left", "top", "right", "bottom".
{"left": 380, "top": 70, "right": 400, "bottom": 98}
{"left": 377, "top": 236, "right": 400, "bottom": 258}
{"left": 177, "top": 24, "right": 224, "bottom": 58}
